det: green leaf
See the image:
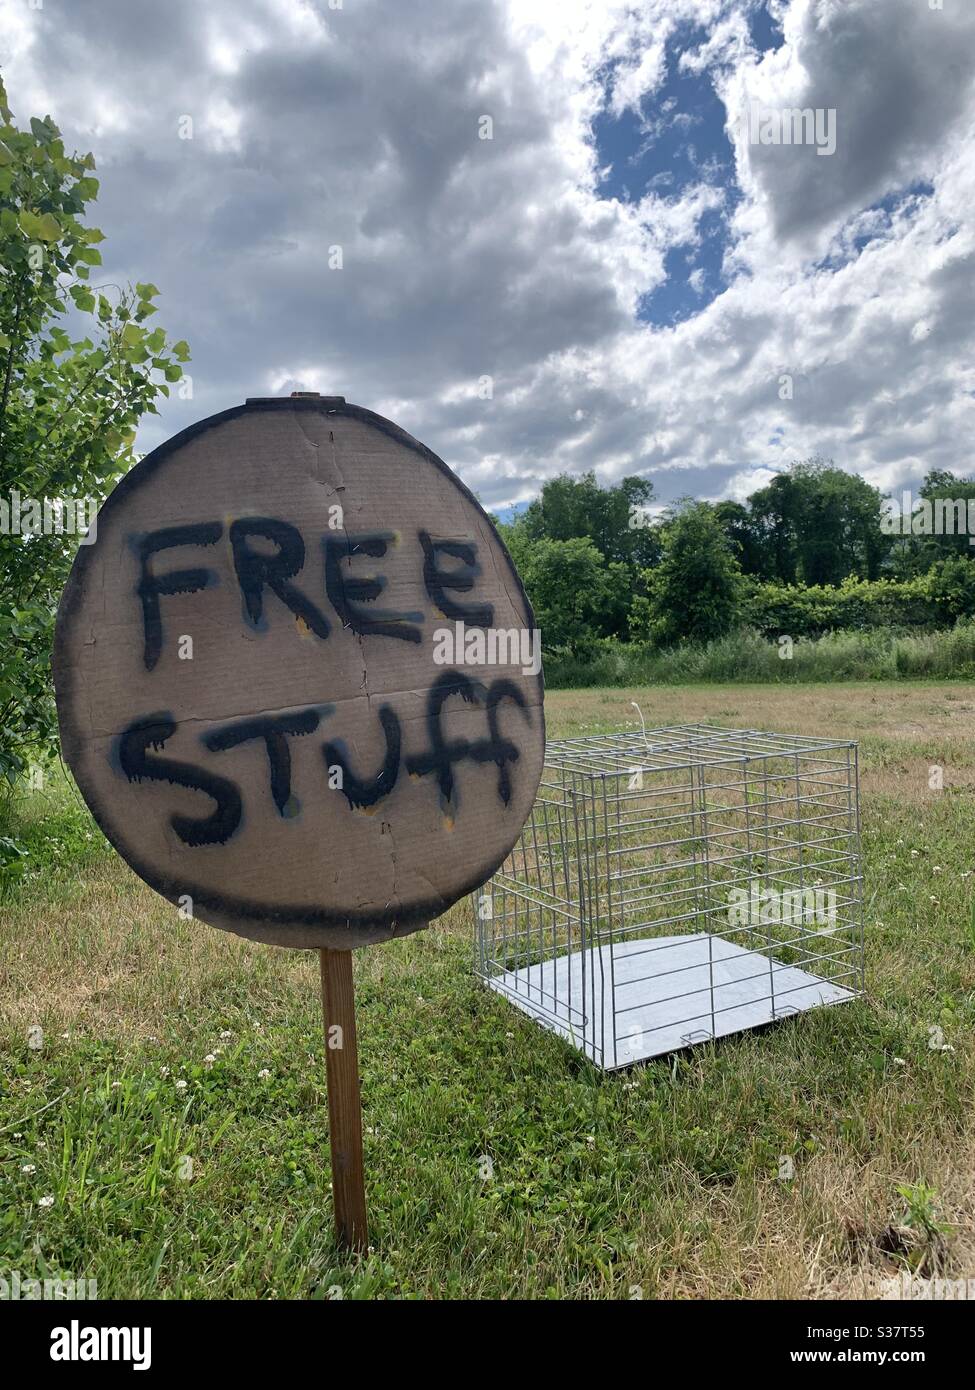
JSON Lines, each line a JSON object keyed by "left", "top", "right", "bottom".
{"left": 30, "top": 116, "right": 54, "bottom": 145}
{"left": 17, "top": 208, "right": 42, "bottom": 237}
{"left": 0, "top": 139, "right": 13, "bottom": 165}
{"left": 69, "top": 285, "right": 96, "bottom": 313}
{"left": 16, "top": 208, "right": 60, "bottom": 242}
{"left": 0, "top": 332, "right": 10, "bottom": 351}
{"left": 35, "top": 211, "right": 61, "bottom": 242}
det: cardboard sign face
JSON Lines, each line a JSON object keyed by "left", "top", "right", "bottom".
{"left": 54, "top": 398, "right": 544, "bottom": 948}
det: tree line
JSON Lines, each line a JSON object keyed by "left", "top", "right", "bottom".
{"left": 498, "top": 461, "right": 975, "bottom": 652}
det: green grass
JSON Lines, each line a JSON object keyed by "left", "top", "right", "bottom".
{"left": 545, "top": 624, "right": 975, "bottom": 688}
{"left": 1, "top": 766, "right": 111, "bottom": 902}
{"left": 2, "top": 684, "right": 974, "bottom": 1299}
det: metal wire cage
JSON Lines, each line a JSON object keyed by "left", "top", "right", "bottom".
{"left": 474, "top": 723, "right": 864, "bottom": 1070}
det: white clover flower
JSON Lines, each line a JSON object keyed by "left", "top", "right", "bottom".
{"left": 203, "top": 1054, "right": 217, "bottom": 1066}
{"left": 21, "top": 1164, "right": 36, "bottom": 1174}
{"left": 258, "top": 1068, "right": 271, "bottom": 1080}
{"left": 175, "top": 1079, "right": 188, "bottom": 1090}
{"left": 38, "top": 1195, "right": 54, "bottom": 1208}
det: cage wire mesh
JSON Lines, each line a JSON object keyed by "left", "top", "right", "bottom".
{"left": 475, "top": 723, "right": 864, "bottom": 1070}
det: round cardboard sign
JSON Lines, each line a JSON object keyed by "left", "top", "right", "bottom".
{"left": 54, "top": 397, "right": 545, "bottom": 948}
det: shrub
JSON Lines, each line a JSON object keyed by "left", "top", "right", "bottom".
{"left": 745, "top": 575, "right": 939, "bottom": 637}
{"left": 542, "top": 622, "right": 975, "bottom": 688}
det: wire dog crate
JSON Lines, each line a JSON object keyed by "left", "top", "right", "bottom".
{"left": 475, "top": 724, "right": 864, "bottom": 1070}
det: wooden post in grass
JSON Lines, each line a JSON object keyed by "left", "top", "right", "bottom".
{"left": 320, "top": 948, "right": 367, "bottom": 1254}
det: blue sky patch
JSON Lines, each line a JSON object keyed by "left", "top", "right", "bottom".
{"left": 592, "top": 23, "right": 742, "bottom": 326}
{"left": 749, "top": 3, "right": 784, "bottom": 56}
{"left": 814, "top": 180, "right": 936, "bottom": 272}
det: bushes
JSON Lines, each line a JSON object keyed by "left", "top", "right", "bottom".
{"left": 505, "top": 534, "right": 633, "bottom": 647}
{"left": 744, "top": 575, "right": 939, "bottom": 637}
{"left": 743, "top": 560, "right": 975, "bottom": 638}
{"left": 531, "top": 535, "right": 975, "bottom": 687}
{"left": 926, "top": 554, "right": 975, "bottom": 622}
{"left": 542, "top": 621, "right": 975, "bottom": 688}
{"left": 502, "top": 467, "right": 975, "bottom": 664}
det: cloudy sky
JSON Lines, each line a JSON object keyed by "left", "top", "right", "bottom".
{"left": 2, "top": 0, "right": 974, "bottom": 513}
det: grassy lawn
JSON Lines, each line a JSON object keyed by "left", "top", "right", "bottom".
{"left": 2, "top": 681, "right": 974, "bottom": 1299}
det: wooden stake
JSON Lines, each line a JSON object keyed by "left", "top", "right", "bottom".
{"left": 319, "top": 947, "right": 368, "bottom": 1253}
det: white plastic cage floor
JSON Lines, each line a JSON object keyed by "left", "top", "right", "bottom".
{"left": 487, "top": 933, "right": 858, "bottom": 1070}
